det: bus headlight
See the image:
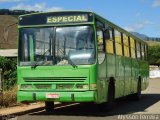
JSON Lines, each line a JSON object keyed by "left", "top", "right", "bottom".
{"left": 76, "top": 84, "right": 88, "bottom": 89}
{"left": 83, "top": 84, "right": 89, "bottom": 89}
{"left": 91, "top": 84, "right": 97, "bottom": 89}
{"left": 21, "top": 84, "right": 32, "bottom": 89}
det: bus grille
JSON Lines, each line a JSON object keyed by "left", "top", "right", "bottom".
{"left": 23, "top": 77, "right": 87, "bottom": 82}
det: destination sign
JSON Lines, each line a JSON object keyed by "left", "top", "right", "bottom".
{"left": 47, "top": 14, "right": 88, "bottom": 23}
{"left": 18, "top": 12, "right": 93, "bottom": 26}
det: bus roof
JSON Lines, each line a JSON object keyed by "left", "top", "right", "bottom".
{"left": 19, "top": 10, "right": 147, "bottom": 44}
{"left": 19, "top": 10, "right": 93, "bottom": 17}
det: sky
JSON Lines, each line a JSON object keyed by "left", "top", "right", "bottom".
{"left": 0, "top": 0, "right": 160, "bottom": 37}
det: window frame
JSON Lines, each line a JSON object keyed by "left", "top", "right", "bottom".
{"left": 114, "top": 29, "right": 123, "bottom": 56}
{"left": 123, "top": 33, "right": 130, "bottom": 57}
{"left": 136, "top": 41, "right": 142, "bottom": 60}
{"left": 97, "top": 28, "right": 105, "bottom": 52}
{"left": 105, "top": 27, "right": 115, "bottom": 54}
{"left": 96, "top": 19, "right": 105, "bottom": 53}
{"left": 128, "top": 36, "right": 131, "bottom": 58}
{"left": 129, "top": 37, "right": 136, "bottom": 59}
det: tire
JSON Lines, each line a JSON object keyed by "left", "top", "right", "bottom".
{"left": 99, "top": 81, "right": 115, "bottom": 111}
{"left": 132, "top": 79, "right": 141, "bottom": 100}
{"left": 45, "top": 101, "right": 54, "bottom": 112}
{"left": 108, "top": 82, "right": 115, "bottom": 104}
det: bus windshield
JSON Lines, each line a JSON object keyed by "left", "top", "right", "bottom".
{"left": 19, "top": 26, "right": 95, "bottom": 66}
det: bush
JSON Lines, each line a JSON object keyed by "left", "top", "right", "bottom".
{"left": 2, "top": 85, "right": 17, "bottom": 107}
{"left": 148, "top": 45, "right": 160, "bottom": 66}
{"left": 0, "top": 56, "right": 17, "bottom": 90}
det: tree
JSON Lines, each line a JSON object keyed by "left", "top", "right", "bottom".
{"left": 0, "top": 9, "right": 37, "bottom": 15}
{"left": 148, "top": 45, "right": 160, "bottom": 66}
{"left": 0, "top": 57, "right": 17, "bottom": 90}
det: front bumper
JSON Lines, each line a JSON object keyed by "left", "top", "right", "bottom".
{"left": 17, "top": 90, "right": 96, "bottom": 102}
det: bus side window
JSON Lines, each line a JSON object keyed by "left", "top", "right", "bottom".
{"left": 144, "top": 45, "right": 148, "bottom": 61}
{"left": 97, "top": 29, "right": 105, "bottom": 64}
{"left": 123, "top": 34, "right": 130, "bottom": 57}
{"left": 130, "top": 37, "right": 136, "bottom": 59}
{"left": 105, "top": 28, "right": 114, "bottom": 54}
{"left": 115, "top": 30, "right": 123, "bottom": 56}
{"left": 97, "top": 29, "right": 104, "bottom": 52}
{"left": 141, "top": 43, "right": 145, "bottom": 60}
{"left": 136, "top": 42, "right": 141, "bottom": 59}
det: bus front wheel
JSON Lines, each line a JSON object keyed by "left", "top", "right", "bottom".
{"left": 99, "top": 81, "right": 115, "bottom": 111}
{"left": 45, "top": 101, "right": 54, "bottom": 112}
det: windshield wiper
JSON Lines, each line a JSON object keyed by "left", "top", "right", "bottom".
{"left": 31, "top": 49, "right": 50, "bottom": 69}
{"left": 31, "top": 61, "right": 39, "bottom": 69}
{"left": 68, "top": 59, "right": 77, "bottom": 68}
{"left": 63, "top": 56, "right": 77, "bottom": 68}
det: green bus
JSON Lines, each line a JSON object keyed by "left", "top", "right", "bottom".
{"left": 17, "top": 11, "right": 149, "bottom": 111}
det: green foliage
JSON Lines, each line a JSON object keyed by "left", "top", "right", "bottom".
{"left": 146, "top": 41, "right": 160, "bottom": 46}
{"left": 0, "top": 56, "right": 17, "bottom": 90}
{"left": 148, "top": 45, "right": 160, "bottom": 66}
{"left": 0, "top": 9, "right": 37, "bottom": 15}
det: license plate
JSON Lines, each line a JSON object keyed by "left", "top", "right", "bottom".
{"left": 46, "top": 93, "right": 59, "bottom": 98}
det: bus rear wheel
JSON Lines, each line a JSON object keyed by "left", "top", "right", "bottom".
{"left": 132, "top": 79, "right": 141, "bottom": 100}
{"left": 45, "top": 101, "right": 54, "bottom": 112}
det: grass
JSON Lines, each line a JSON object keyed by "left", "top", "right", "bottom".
{"left": 0, "top": 85, "right": 17, "bottom": 108}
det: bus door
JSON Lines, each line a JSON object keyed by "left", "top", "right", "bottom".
{"left": 97, "top": 28, "right": 107, "bottom": 102}
{"left": 21, "top": 31, "right": 35, "bottom": 62}
{"left": 20, "top": 28, "right": 54, "bottom": 66}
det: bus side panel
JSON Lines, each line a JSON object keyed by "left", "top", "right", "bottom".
{"left": 124, "top": 57, "right": 132, "bottom": 96}
{"left": 145, "top": 63, "right": 149, "bottom": 89}
{"left": 131, "top": 59, "right": 136, "bottom": 93}
{"left": 106, "top": 54, "right": 116, "bottom": 78}
{"left": 97, "top": 57, "right": 108, "bottom": 103}
{"left": 139, "top": 61, "right": 149, "bottom": 90}
{"left": 106, "top": 54, "right": 116, "bottom": 98}
{"left": 115, "top": 55, "right": 125, "bottom": 98}
{"left": 139, "top": 61, "right": 144, "bottom": 90}
{"left": 132, "top": 59, "right": 139, "bottom": 93}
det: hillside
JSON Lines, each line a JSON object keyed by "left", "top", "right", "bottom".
{"left": 131, "top": 32, "right": 148, "bottom": 40}
{"left": 0, "top": 15, "right": 18, "bottom": 49}
{"left": 146, "top": 41, "right": 160, "bottom": 46}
